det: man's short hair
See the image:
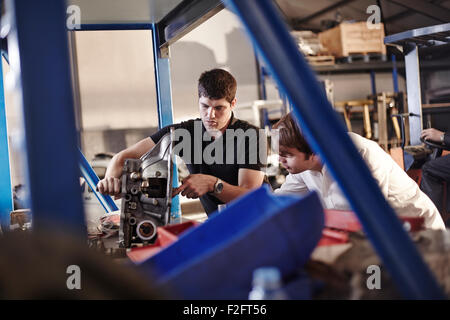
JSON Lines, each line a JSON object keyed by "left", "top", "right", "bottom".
{"left": 198, "top": 69, "right": 237, "bottom": 104}
{"left": 272, "top": 112, "right": 313, "bottom": 155}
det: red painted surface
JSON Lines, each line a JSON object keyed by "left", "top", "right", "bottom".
{"left": 127, "top": 221, "right": 199, "bottom": 263}
{"left": 127, "top": 210, "right": 425, "bottom": 263}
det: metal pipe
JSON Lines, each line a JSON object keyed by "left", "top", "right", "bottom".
{"left": 151, "top": 23, "right": 181, "bottom": 220}
{"left": 224, "top": 0, "right": 444, "bottom": 299}
{"left": 79, "top": 149, "right": 118, "bottom": 213}
{"left": 0, "top": 42, "right": 13, "bottom": 231}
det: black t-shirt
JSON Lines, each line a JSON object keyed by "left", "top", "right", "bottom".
{"left": 150, "top": 114, "right": 267, "bottom": 215}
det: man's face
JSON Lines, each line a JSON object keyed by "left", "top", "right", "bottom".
{"left": 278, "top": 145, "right": 319, "bottom": 174}
{"left": 199, "top": 96, "right": 236, "bottom": 134}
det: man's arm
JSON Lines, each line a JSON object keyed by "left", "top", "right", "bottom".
{"left": 97, "top": 137, "right": 155, "bottom": 196}
{"left": 274, "top": 173, "right": 308, "bottom": 195}
{"left": 172, "top": 168, "right": 265, "bottom": 203}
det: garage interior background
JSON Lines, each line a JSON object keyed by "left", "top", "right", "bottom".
{"left": 3, "top": 0, "right": 450, "bottom": 195}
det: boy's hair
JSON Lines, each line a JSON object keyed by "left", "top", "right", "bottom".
{"left": 198, "top": 69, "right": 237, "bottom": 104}
{"left": 272, "top": 112, "right": 313, "bottom": 156}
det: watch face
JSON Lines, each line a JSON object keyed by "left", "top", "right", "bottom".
{"left": 216, "top": 182, "right": 224, "bottom": 193}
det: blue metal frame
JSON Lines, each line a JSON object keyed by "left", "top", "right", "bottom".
{"left": 77, "top": 24, "right": 152, "bottom": 31}
{"left": 391, "top": 54, "right": 399, "bottom": 93}
{"left": 403, "top": 43, "right": 422, "bottom": 146}
{"left": 0, "top": 54, "right": 13, "bottom": 230}
{"left": 257, "top": 59, "right": 268, "bottom": 100}
{"left": 8, "top": 0, "right": 85, "bottom": 234}
{"left": 384, "top": 23, "right": 450, "bottom": 47}
{"left": 152, "top": 23, "right": 181, "bottom": 220}
{"left": 224, "top": 0, "right": 444, "bottom": 299}
{"left": 79, "top": 149, "right": 118, "bottom": 213}
{"left": 370, "top": 71, "right": 377, "bottom": 96}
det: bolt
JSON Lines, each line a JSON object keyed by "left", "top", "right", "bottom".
{"left": 130, "top": 172, "right": 140, "bottom": 181}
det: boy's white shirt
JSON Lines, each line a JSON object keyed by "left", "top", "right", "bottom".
{"left": 275, "top": 132, "right": 446, "bottom": 230}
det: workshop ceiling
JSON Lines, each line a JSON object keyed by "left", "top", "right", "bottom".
{"left": 66, "top": 0, "right": 449, "bottom": 36}
{"left": 275, "top": 0, "right": 450, "bottom": 35}
{"left": 67, "top": 0, "right": 183, "bottom": 24}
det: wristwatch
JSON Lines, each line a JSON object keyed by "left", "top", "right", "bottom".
{"left": 440, "top": 133, "right": 445, "bottom": 143}
{"left": 213, "top": 178, "right": 224, "bottom": 194}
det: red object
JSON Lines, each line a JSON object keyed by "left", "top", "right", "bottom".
{"left": 317, "top": 228, "right": 349, "bottom": 246}
{"left": 127, "top": 221, "right": 199, "bottom": 263}
{"left": 317, "top": 210, "right": 425, "bottom": 247}
{"left": 407, "top": 169, "right": 422, "bottom": 186}
{"left": 324, "top": 209, "right": 424, "bottom": 232}
{"left": 324, "top": 210, "right": 362, "bottom": 232}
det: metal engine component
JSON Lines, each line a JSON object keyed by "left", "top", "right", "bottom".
{"left": 119, "top": 131, "right": 174, "bottom": 248}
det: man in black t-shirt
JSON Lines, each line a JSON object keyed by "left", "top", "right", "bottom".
{"left": 97, "top": 69, "right": 266, "bottom": 215}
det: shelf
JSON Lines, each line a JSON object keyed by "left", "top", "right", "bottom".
{"left": 384, "top": 23, "right": 450, "bottom": 48}
{"left": 313, "top": 59, "right": 450, "bottom": 75}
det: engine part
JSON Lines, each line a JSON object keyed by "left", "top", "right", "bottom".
{"left": 119, "top": 130, "right": 174, "bottom": 248}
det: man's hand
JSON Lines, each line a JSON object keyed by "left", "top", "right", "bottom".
{"left": 97, "top": 177, "right": 122, "bottom": 199}
{"left": 421, "top": 128, "right": 444, "bottom": 142}
{"left": 172, "top": 174, "right": 216, "bottom": 199}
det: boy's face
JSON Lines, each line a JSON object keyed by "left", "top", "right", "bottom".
{"left": 199, "top": 96, "right": 236, "bottom": 134}
{"left": 278, "top": 145, "right": 320, "bottom": 174}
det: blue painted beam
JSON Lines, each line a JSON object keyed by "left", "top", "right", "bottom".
{"left": 0, "top": 56, "right": 13, "bottom": 231}
{"left": 392, "top": 54, "right": 399, "bottom": 93}
{"left": 79, "top": 149, "right": 118, "bottom": 213}
{"left": 151, "top": 23, "right": 181, "bottom": 220}
{"left": 7, "top": 0, "right": 85, "bottom": 234}
{"left": 370, "top": 71, "right": 377, "bottom": 96}
{"left": 76, "top": 23, "right": 152, "bottom": 31}
{"left": 224, "top": 0, "right": 444, "bottom": 299}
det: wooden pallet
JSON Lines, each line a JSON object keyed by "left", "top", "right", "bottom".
{"left": 337, "top": 52, "right": 387, "bottom": 63}
{"left": 306, "top": 55, "right": 335, "bottom": 66}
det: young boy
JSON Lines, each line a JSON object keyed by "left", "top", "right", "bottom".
{"left": 273, "top": 113, "right": 445, "bottom": 230}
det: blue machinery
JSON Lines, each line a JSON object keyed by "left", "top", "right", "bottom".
{"left": 0, "top": 0, "right": 446, "bottom": 298}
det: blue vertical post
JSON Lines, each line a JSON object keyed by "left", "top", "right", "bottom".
{"left": 7, "top": 0, "right": 85, "bottom": 235}
{"left": 258, "top": 64, "right": 267, "bottom": 101}
{"left": 391, "top": 54, "right": 399, "bottom": 93}
{"left": 224, "top": 0, "right": 444, "bottom": 299}
{"left": 403, "top": 43, "right": 422, "bottom": 146}
{"left": 370, "top": 71, "right": 377, "bottom": 96}
{"left": 151, "top": 24, "right": 181, "bottom": 221}
{"left": 0, "top": 56, "right": 13, "bottom": 230}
